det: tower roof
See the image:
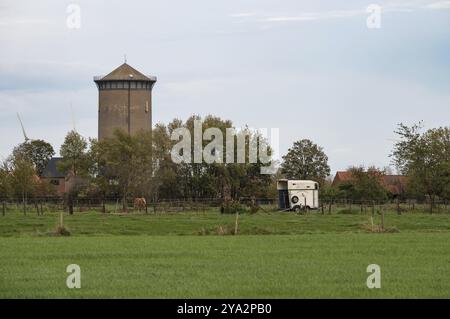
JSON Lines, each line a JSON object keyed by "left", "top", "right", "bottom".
{"left": 98, "top": 63, "right": 155, "bottom": 81}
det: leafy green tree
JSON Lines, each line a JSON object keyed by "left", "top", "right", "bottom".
{"left": 96, "top": 129, "right": 153, "bottom": 212}
{"left": 86, "top": 138, "right": 109, "bottom": 196}
{"left": 10, "top": 155, "right": 37, "bottom": 214}
{"left": 152, "top": 123, "right": 184, "bottom": 200}
{"left": 319, "top": 179, "right": 338, "bottom": 202}
{"left": 33, "top": 177, "right": 57, "bottom": 199}
{"left": 59, "top": 131, "right": 89, "bottom": 176}
{"left": 281, "top": 139, "right": 330, "bottom": 184}
{"left": 391, "top": 123, "right": 450, "bottom": 212}
{"left": 58, "top": 130, "right": 90, "bottom": 214}
{"left": 0, "top": 160, "right": 13, "bottom": 199}
{"left": 337, "top": 166, "right": 388, "bottom": 201}
{"left": 152, "top": 115, "right": 274, "bottom": 201}
{"left": 12, "top": 140, "right": 55, "bottom": 175}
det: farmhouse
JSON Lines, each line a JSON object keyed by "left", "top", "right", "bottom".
{"left": 40, "top": 157, "right": 67, "bottom": 194}
{"left": 331, "top": 171, "right": 408, "bottom": 196}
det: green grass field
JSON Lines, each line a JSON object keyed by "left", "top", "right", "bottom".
{"left": 1, "top": 209, "right": 450, "bottom": 298}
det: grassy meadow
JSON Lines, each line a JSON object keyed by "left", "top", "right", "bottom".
{"left": 0, "top": 208, "right": 449, "bottom": 298}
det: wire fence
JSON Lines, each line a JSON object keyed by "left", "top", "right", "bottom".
{"left": 0, "top": 197, "right": 227, "bottom": 215}
{"left": 318, "top": 198, "right": 450, "bottom": 215}
{"left": 0, "top": 197, "right": 449, "bottom": 215}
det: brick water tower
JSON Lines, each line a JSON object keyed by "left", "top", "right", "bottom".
{"left": 94, "top": 63, "right": 157, "bottom": 140}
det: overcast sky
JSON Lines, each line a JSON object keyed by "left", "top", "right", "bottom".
{"left": 0, "top": 0, "right": 449, "bottom": 174}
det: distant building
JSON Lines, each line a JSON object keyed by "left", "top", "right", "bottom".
{"left": 94, "top": 63, "right": 157, "bottom": 140}
{"left": 40, "top": 63, "right": 157, "bottom": 195}
{"left": 41, "top": 157, "right": 67, "bottom": 194}
{"left": 331, "top": 171, "right": 408, "bottom": 196}
{"left": 41, "top": 158, "right": 80, "bottom": 195}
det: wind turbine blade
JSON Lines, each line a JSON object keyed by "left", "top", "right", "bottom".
{"left": 70, "top": 103, "right": 76, "bottom": 132}
{"left": 16, "top": 113, "right": 29, "bottom": 142}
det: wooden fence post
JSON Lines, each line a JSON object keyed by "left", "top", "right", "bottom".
{"left": 234, "top": 211, "right": 239, "bottom": 235}
{"left": 381, "top": 206, "right": 385, "bottom": 231}
{"left": 328, "top": 201, "right": 332, "bottom": 214}
{"left": 372, "top": 201, "right": 375, "bottom": 218}
{"left": 23, "top": 195, "right": 27, "bottom": 216}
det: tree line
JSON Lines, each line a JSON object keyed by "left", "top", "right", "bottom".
{"left": 0, "top": 115, "right": 448, "bottom": 214}
{"left": 0, "top": 115, "right": 276, "bottom": 213}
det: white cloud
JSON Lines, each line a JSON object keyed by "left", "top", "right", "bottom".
{"left": 262, "top": 10, "right": 364, "bottom": 23}
{"left": 230, "top": 1, "right": 450, "bottom": 25}
{"left": 0, "top": 18, "right": 51, "bottom": 27}
{"left": 229, "top": 12, "right": 258, "bottom": 18}
{"left": 427, "top": 1, "right": 450, "bottom": 9}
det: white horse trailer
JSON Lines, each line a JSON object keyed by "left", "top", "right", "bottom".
{"left": 277, "top": 179, "right": 319, "bottom": 212}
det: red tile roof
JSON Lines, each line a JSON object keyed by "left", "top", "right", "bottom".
{"left": 332, "top": 171, "right": 408, "bottom": 195}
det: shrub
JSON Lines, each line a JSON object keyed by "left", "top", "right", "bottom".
{"left": 220, "top": 200, "right": 247, "bottom": 214}
{"left": 249, "top": 204, "right": 260, "bottom": 214}
{"left": 55, "top": 225, "right": 71, "bottom": 236}
{"left": 198, "top": 224, "right": 235, "bottom": 235}
{"left": 337, "top": 209, "right": 359, "bottom": 215}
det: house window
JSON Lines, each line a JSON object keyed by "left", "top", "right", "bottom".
{"left": 50, "top": 179, "right": 60, "bottom": 186}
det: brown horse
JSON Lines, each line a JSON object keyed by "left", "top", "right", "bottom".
{"left": 133, "top": 198, "right": 147, "bottom": 212}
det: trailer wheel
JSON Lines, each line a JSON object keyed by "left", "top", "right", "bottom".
{"left": 291, "top": 196, "right": 299, "bottom": 204}
{"left": 293, "top": 206, "right": 301, "bottom": 213}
